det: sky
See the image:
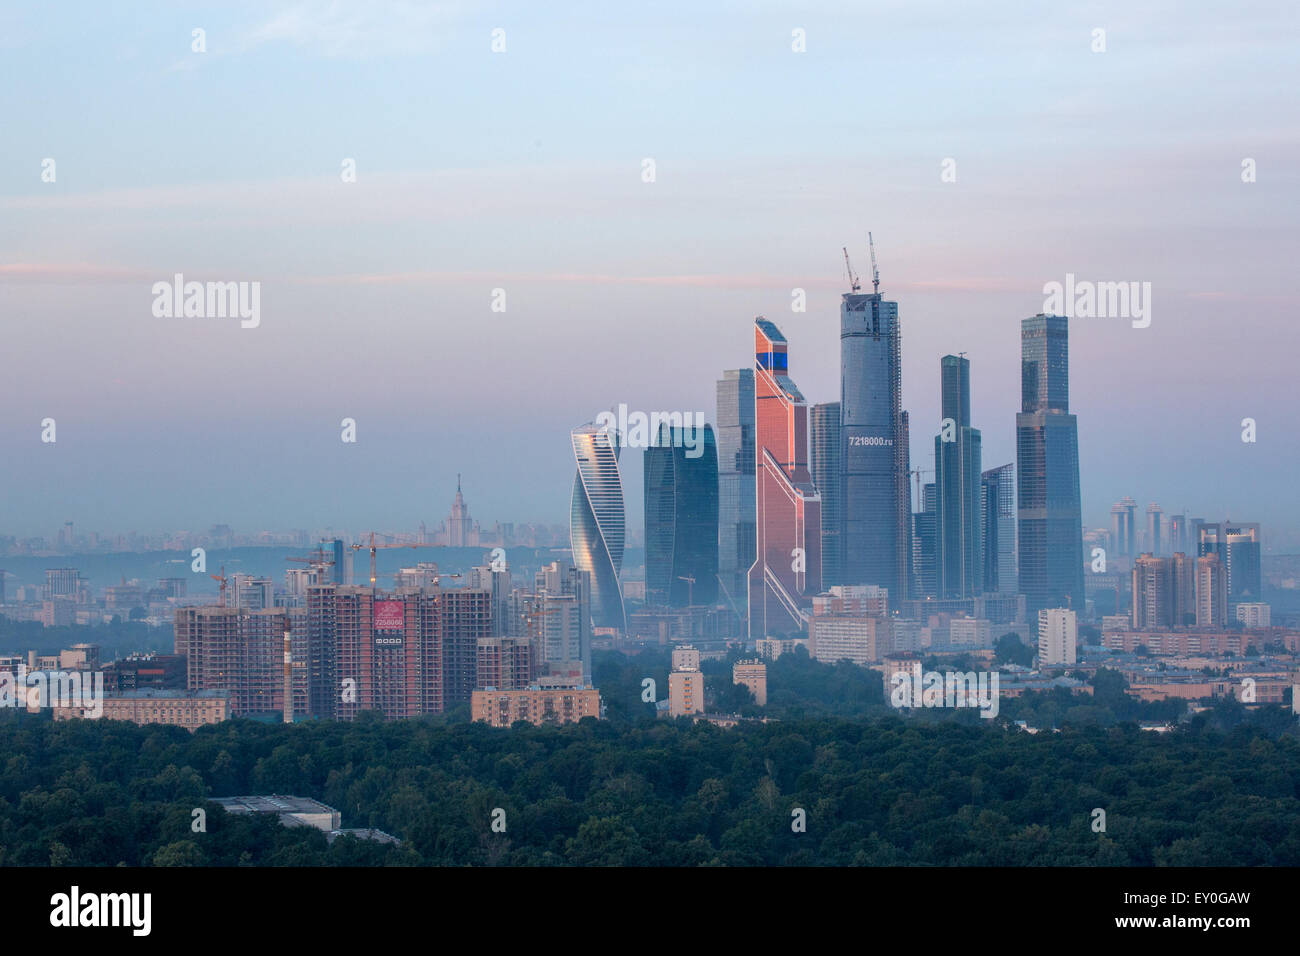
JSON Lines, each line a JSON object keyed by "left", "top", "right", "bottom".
{"left": 1, "top": 0, "right": 1298, "bottom": 547}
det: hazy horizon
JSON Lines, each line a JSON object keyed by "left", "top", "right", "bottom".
{"left": 3, "top": 1, "right": 1298, "bottom": 546}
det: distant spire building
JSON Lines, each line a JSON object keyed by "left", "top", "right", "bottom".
{"left": 570, "top": 424, "right": 627, "bottom": 632}
{"left": 1016, "top": 314, "right": 1084, "bottom": 613}
{"left": 748, "top": 318, "right": 821, "bottom": 638}
{"left": 446, "top": 475, "right": 479, "bottom": 548}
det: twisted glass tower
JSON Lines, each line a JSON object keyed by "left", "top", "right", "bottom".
{"left": 571, "top": 423, "right": 627, "bottom": 632}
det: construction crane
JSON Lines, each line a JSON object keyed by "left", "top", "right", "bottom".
{"left": 210, "top": 566, "right": 229, "bottom": 607}
{"left": 677, "top": 574, "right": 696, "bottom": 607}
{"left": 350, "top": 532, "right": 445, "bottom": 589}
{"left": 868, "top": 231, "right": 880, "bottom": 294}
{"left": 286, "top": 544, "right": 334, "bottom": 570}
{"left": 842, "top": 247, "right": 861, "bottom": 293}
{"left": 910, "top": 467, "right": 934, "bottom": 506}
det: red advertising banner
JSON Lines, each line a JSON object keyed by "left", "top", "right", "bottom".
{"left": 373, "top": 600, "right": 405, "bottom": 631}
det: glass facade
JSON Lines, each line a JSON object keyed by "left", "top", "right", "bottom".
{"left": 1016, "top": 314, "right": 1084, "bottom": 613}
{"left": 935, "top": 355, "right": 982, "bottom": 598}
{"left": 570, "top": 424, "right": 626, "bottom": 632}
{"left": 840, "top": 291, "right": 911, "bottom": 601}
{"left": 810, "top": 402, "right": 842, "bottom": 588}
{"left": 748, "top": 318, "right": 821, "bottom": 639}
{"left": 981, "top": 463, "right": 1017, "bottom": 595}
{"left": 644, "top": 423, "right": 719, "bottom": 608}
{"left": 716, "top": 369, "right": 756, "bottom": 617}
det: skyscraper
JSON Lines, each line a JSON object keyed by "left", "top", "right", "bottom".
{"left": 531, "top": 562, "right": 594, "bottom": 682}
{"left": 570, "top": 423, "right": 627, "bottom": 632}
{"left": 748, "top": 318, "right": 821, "bottom": 638}
{"left": 982, "top": 463, "right": 1017, "bottom": 595}
{"left": 1196, "top": 554, "right": 1228, "bottom": 627}
{"left": 810, "top": 402, "right": 842, "bottom": 588}
{"left": 912, "top": 482, "right": 938, "bottom": 598}
{"left": 839, "top": 279, "right": 911, "bottom": 599}
{"left": 934, "top": 355, "right": 983, "bottom": 598}
{"left": 1197, "top": 521, "right": 1263, "bottom": 604}
{"left": 644, "top": 422, "right": 719, "bottom": 608}
{"left": 445, "top": 475, "right": 479, "bottom": 547}
{"left": 1016, "top": 314, "right": 1084, "bottom": 614}
{"left": 716, "top": 369, "right": 756, "bottom": 618}
{"left": 1110, "top": 497, "right": 1137, "bottom": 559}
{"left": 1146, "top": 502, "right": 1164, "bottom": 556}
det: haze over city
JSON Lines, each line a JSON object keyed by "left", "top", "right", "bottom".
{"left": 2, "top": 0, "right": 1297, "bottom": 545}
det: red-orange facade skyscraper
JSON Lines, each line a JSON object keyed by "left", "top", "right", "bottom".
{"left": 748, "top": 318, "right": 821, "bottom": 638}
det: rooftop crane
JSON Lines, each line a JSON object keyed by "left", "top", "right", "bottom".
{"left": 350, "top": 532, "right": 444, "bottom": 589}
{"left": 210, "top": 566, "right": 229, "bottom": 607}
{"left": 842, "top": 247, "right": 861, "bottom": 293}
{"left": 868, "top": 231, "right": 880, "bottom": 294}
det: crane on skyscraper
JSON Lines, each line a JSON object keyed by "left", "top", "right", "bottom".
{"left": 842, "top": 247, "right": 861, "bottom": 293}
{"left": 868, "top": 231, "right": 880, "bottom": 294}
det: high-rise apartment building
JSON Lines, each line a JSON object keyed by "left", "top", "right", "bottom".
{"left": 1016, "top": 315, "right": 1084, "bottom": 614}
{"left": 1196, "top": 554, "right": 1228, "bottom": 627}
{"left": 732, "top": 659, "right": 767, "bottom": 706}
{"left": 1037, "top": 607, "right": 1077, "bottom": 666}
{"left": 810, "top": 402, "right": 843, "bottom": 588}
{"left": 570, "top": 423, "right": 627, "bottom": 632}
{"left": 748, "top": 318, "right": 821, "bottom": 638}
{"left": 175, "top": 606, "right": 288, "bottom": 717}
{"left": 668, "top": 644, "right": 704, "bottom": 717}
{"left": 644, "top": 423, "right": 719, "bottom": 608}
{"left": 935, "top": 355, "right": 982, "bottom": 598}
{"left": 839, "top": 278, "right": 911, "bottom": 599}
{"left": 440, "top": 588, "right": 493, "bottom": 708}
{"left": 716, "top": 368, "right": 756, "bottom": 618}
{"left": 530, "top": 562, "right": 593, "bottom": 682}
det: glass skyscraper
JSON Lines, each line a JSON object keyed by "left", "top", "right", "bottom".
{"left": 1197, "top": 521, "right": 1262, "bottom": 603}
{"left": 570, "top": 423, "right": 627, "bottom": 632}
{"left": 840, "top": 288, "right": 911, "bottom": 601}
{"left": 716, "top": 369, "right": 756, "bottom": 618}
{"left": 934, "top": 354, "right": 983, "bottom": 598}
{"left": 810, "top": 402, "right": 842, "bottom": 589}
{"left": 644, "top": 422, "right": 719, "bottom": 608}
{"left": 1016, "top": 314, "right": 1084, "bottom": 613}
{"left": 748, "top": 318, "right": 821, "bottom": 638}
{"left": 981, "top": 463, "right": 1017, "bottom": 595}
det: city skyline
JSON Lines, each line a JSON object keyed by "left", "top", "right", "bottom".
{"left": 2, "top": 3, "right": 1297, "bottom": 545}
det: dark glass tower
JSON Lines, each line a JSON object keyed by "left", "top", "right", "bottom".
{"left": 716, "top": 369, "right": 756, "bottom": 617}
{"left": 912, "top": 481, "right": 937, "bottom": 598}
{"left": 1016, "top": 314, "right": 1084, "bottom": 613}
{"left": 810, "top": 402, "right": 842, "bottom": 588}
{"left": 840, "top": 288, "right": 911, "bottom": 600}
{"left": 982, "top": 463, "right": 1017, "bottom": 595}
{"left": 934, "top": 355, "right": 983, "bottom": 598}
{"left": 644, "top": 423, "right": 719, "bottom": 608}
